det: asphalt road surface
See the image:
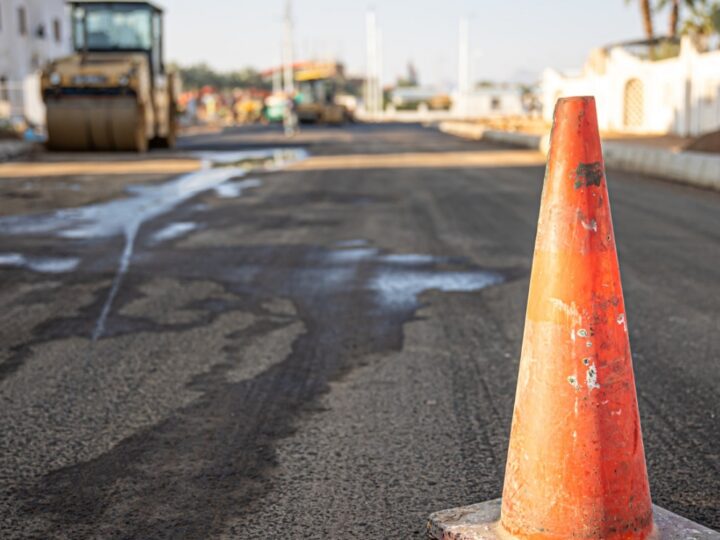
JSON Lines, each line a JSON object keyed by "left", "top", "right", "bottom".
{"left": 0, "top": 124, "right": 718, "bottom": 539}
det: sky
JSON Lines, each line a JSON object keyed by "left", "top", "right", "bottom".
{"left": 163, "top": 0, "right": 649, "bottom": 88}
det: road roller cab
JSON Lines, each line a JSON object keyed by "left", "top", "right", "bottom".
{"left": 41, "top": 0, "right": 176, "bottom": 152}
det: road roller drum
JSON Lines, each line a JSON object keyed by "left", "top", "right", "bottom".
{"left": 46, "top": 97, "right": 146, "bottom": 152}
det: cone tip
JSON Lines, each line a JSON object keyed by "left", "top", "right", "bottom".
{"left": 556, "top": 95, "right": 595, "bottom": 106}
{"left": 554, "top": 96, "right": 597, "bottom": 119}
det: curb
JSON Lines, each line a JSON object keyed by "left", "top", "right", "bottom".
{"left": 602, "top": 141, "right": 720, "bottom": 191}
{"left": 437, "top": 121, "right": 720, "bottom": 191}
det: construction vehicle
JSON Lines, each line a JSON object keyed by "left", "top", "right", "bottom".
{"left": 294, "top": 63, "right": 349, "bottom": 125}
{"left": 41, "top": 0, "right": 176, "bottom": 152}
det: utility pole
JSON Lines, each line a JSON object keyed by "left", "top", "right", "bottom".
{"left": 283, "top": 0, "right": 295, "bottom": 94}
{"left": 365, "top": 10, "right": 376, "bottom": 115}
{"left": 273, "top": 49, "right": 282, "bottom": 94}
{"left": 457, "top": 17, "right": 470, "bottom": 118}
{"left": 376, "top": 27, "right": 383, "bottom": 115}
{"left": 365, "top": 9, "right": 382, "bottom": 116}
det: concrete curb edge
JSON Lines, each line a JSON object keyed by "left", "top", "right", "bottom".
{"left": 437, "top": 121, "right": 720, "bottom": 191}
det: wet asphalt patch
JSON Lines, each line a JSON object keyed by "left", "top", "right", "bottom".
{"left": 0, "top": 150, "right": 520, "bottom": 537}
{"left": 0, "top": 149, "right": 306, "bottom": 341}
{"left": 10, "top": 240, "right": 515, "bottom": 538}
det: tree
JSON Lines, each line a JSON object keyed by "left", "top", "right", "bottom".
{"left": 681, "top": 0, "right": 720, "bottom": 36}
{"left": 396, "top": 62, "right": 419, "bottom": 88}
{"left": 172, "top": 63, "right": 271, "bottom": 91}
{"left": 654, "top": 0, "right": 720, "bottom": 39}
{"left": 669, "top": 0, "right": 681, "bottom": 36}
{"left": 626, "top": 0, "right": 656, "bottom": 39}
{"left": 656, "top": 0, "right": 692, "bottom": 38}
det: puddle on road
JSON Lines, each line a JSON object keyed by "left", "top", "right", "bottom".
{"left": 325, "top": 247, "right": 379, "bottom": 263}
{"left": 214, "top": 178, "right": 262, "bottom": 199}
{"left": 151, "top": 222, "right": 199, "bottom": 243}
{"left": 370, "top": 269, "right": 502, "bottom": 308}
{"left": 379, "top": 253, "right": 440, "bottom": 265}
{"left": 0, "top": 149, "right": 307, "bottom": 339}
{"left": 0, "top": 253, "right": 80, "bottom": 273}
{"left": 223, "top": 243, "right": 506, "bottom": 315}
{"left": 206, "top": 149, "right": 308, "bottom": 171}
{"left": 334, "top": 239, "right": 368, "bottom": 248}
{"left": 319, "top": 246, "right": 503, "bottom": 310}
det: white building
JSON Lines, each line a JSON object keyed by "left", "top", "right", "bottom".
{"left": 0, "top": 0, "right": 69, "bottom": 125}
{"left": 542, "top": 36, "right": 720, "bottom": 137}
{"left": 452, "top": 87, "right": 525, "bottom": 119}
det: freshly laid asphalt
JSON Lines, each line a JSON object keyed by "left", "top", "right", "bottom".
{"left": 0, "top": 123, "right": 718, "bottom": 539}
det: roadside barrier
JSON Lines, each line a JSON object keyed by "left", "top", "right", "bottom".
{"left": 427, "top": 97, "right": 720, "bottom": 540}
{"left": 437, "top": 121, "right": 720, "bottom": 191}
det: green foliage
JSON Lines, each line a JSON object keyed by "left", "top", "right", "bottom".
{"left": 653, "top": 0, "right": 720, "bottom": 35}
{"left": 681, "top": 0, "right": 720, "bottom": 35}
{"left": 395, "top": 78, "right": 416, "bottom": 88}
{"left": 653, "top": 41, "right": 682, "bottom": 58}
{"left": 625, "top": 0, "right": 719, "bottom": 50}
{"left": 170, "top": 63, "right": 271, "bottom": 91}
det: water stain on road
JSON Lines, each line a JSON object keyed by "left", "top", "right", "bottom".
{"left": 0, "top": 253, "right": 80, "bottom": 273}
{"left": 10, "top": 236, "right": 516, "bottom": 538}
{"left": 151, "top": 222, "right": 199, "bottom": 243}
{"left": 0, "top": 149, "right": 306, "bottom": 339}
{"left": 213, "top": 178, "right": 262, "bottom": 199}
{"left": 1, "top": 151, "right": 520, "bottom": 538}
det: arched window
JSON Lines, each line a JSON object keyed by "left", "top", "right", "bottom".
{"left": 623, "top": 79, "right": 644, "bottom": 128}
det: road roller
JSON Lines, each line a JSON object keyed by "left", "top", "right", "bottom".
{"left": 41, "top": 1, "right": 176, "bottom": 152}
{"left": 294, "top": 63, "right": 349, "bottom": 125}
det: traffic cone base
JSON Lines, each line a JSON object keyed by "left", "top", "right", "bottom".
{"left": 427, "top": 499, "right": 720, "bottom": 540}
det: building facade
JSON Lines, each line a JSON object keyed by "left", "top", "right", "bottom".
{"left": 542, "top": 37, "right": 720, "bottom": 137}
{"left": 452, "top": 86, "right": 525, "bottom": 119}
{"left": 0, "top": 0, "right": 69, "bottom": 124}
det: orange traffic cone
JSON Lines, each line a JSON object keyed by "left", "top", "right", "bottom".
{"left": 500, "top": 95, "right": 652, "bottom": 539}
{"left": 427, "top": 97, "right": 720, "bottom": 540}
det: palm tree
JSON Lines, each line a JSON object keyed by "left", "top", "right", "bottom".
{"left": 669, "top": 0, "right": 680, "bottom": 36}
{"left": 656, "top": 0, "right": 690, "bottom": 38}
{"left": 626, "top": 0, "right": 656, "bottom": 39}
{"left": 681, "top": 0, "right": 720, "bottom": 37}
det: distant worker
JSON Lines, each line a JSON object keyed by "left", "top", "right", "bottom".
{"left": 283, "top": 93, "right": 299, "bottom": 137}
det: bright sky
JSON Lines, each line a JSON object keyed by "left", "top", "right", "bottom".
{"left": 163, "top": 0, "right": 648, "bottom": 87}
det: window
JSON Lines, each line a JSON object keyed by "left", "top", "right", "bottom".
{"left": 152, "top": 12, "right": 162, "bottom": 72}
{"left": 73, "top": 8, "right": 84, "bottom": 48}
{"left": 491, "top": 97, "right": 502, "bottom": 110}
{"left": 623, "top": 79, "right": 644, "bottom": 128}
{"left": 53, "top": 18, "right": 61, "bottom": 43}
{"left": 73, "top": 4, "right": 152, "bottom": 51}
{"left": 18, "top": 7, "right": 27, "bottom": 36}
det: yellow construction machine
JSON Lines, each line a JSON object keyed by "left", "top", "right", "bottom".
{"left": 41, "top": 0, "right": 176, "bottom": 151}
{"left": 295, "top": 63, "right": 349, "bottom": 125}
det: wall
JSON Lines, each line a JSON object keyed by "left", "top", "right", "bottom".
{"left": 542, "top": 37, "right": 720, "bottom": 137}
{"left": 452, "top": 89, "right": 524, "bottom": 119}
{"left": 0, "top": 0, "right": 69, "bottom": 122}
